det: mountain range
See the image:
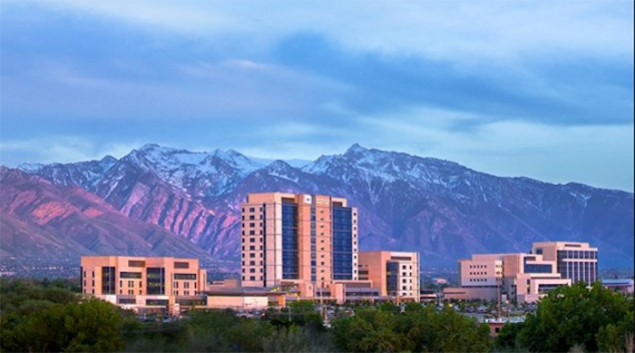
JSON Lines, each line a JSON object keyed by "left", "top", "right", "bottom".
{"left": 2, "top": 143, "right": 633, "bottom": 270}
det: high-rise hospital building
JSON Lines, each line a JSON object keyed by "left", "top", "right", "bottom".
{"left": 240, "top": 193, "right": 359, "bottom": 295}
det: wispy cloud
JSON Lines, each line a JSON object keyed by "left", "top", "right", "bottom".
{"left": 1, "top": 0, "right": 632, "bottom": 191}
{"left": 0, "top": 137, "right": 140, "bottom": 166}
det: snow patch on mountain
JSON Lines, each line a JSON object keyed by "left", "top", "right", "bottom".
{"left": 17, "top": 163, "right": 45, "bottom": 172}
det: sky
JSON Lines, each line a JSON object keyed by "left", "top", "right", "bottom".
{"left": 0, "top": 1, "right": 633, "bottom": 192}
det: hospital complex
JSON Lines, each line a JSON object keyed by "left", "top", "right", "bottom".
{"left": 80, "top": 192, "right": 613, "bottom": 314}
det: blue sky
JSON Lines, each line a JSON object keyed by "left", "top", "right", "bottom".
{"left": 1, "top": 1, "right": 633, "bottom": 191}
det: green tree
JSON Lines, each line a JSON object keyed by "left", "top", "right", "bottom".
{"left": 1, "top": 298, "right": 123, "bottom": 352}
{"left": 493, "top": 322, "right": 526, "bottom": 351}
{"left": 63, "top": 299, "right": 124, "bottom": 352}
{"left": 517, "top": 282, "right": 633, "bottom": 352}
{"left": 288, "top": 300, "right": 323, "bottom": 327}
{"left": 331, "top": 303, "right": 492, "bottom": 353}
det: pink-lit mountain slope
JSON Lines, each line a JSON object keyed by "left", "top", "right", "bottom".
{"left": 0, "top": 167, "right": 215, "bottom": 266}
{"left": 16, "top": 143, "right": 635, "bottom": 269}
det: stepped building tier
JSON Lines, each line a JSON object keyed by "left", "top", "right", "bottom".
{"left": 358, "top": 251, "right": 420, "bottom": 302}
{"left": 531, "top": 242, "right": 598, "bottom": 284}
{"left": 443, "top": 241, "right": 597, "bottom": 304}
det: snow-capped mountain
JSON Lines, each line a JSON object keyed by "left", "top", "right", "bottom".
{"left": 119, "top": 143, "right": 263, "bottom": 197}
{"left": 9, "top": 143, "right": 634, "bottom": 269}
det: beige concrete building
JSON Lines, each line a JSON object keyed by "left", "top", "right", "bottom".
{"left": 531, "top": 242, "right": 598, "bottom": 285}
{"left": 358, "top": 251, "right": 420, "bottom": 302}
{"left": 501, "top": 253, "right": 571, "bottom": 303}
{"left": 81, "top": 256, "right": 207, "bottom": 314}
{"left": 240, "top": 193, "right": 359, "bottom": 298}
{"left": 445, "top": 252, "right": 570, "bottom": 304}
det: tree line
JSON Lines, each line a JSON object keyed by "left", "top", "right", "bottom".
{"left": 1, "top": 278, "right": 632, "bottom": 352}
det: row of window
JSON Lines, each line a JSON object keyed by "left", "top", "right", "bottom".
{"left": 557, "top": 250, "right": 598, "bottom": 260}
{"left": 469, "top": 278, "right": 489, "bottom": 282}
{"left": 172, "top": 290, "right": 194, "bottom": 295}
{"left": 242, "top": 214, "right": 262, "bottom": 221}
{"left": 469, "top": 272, "right": 488, "bottom": 276}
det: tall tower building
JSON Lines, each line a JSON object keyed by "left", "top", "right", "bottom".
{"left": 240, "top": 193, "right": 359, "bottom": 291}
{"left": 531, "top": 242, "right": 598, "bottom": 285}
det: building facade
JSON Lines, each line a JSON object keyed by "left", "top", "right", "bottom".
{"left": 501, "top": 253, "right": 571, "bottom": 303}
{"left": 240, "top": 193, "right": 359, "bottom": 297}
{"left": 531, "top": 242, "right": 598, "bottom": 285}
{"left": 80, "top": 256, "right": 207, "bottom": 314}
{"left": 445, "top": 252, "right": 570, "bottom": 304}
{"left": 358, "top": 251, "right": 420, "bottom": 302}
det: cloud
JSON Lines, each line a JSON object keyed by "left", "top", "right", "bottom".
{"left": 0, "top": 137, "right": 139, "bottom": 166}
{"left": 35, "top": 1, "right": 634, "bottom": 63}
{"left": 356, "top": 111, "right": 634, "bottom": 191}
{"left": 1, "top": 1, "right": 632, "bottom": 192}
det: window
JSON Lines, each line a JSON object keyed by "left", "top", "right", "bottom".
{"left": 174, "top": 262, "right": 190, "bottom": 269}
{"left": 102, "top": 267, "right": 115, "bottom": 294}
{"left": 174, "top": 274, "right": 196, "bottom": 280}
{"left": 120, "top": 272, "right": 142, "bottom": 279}
{"left": 146, "top": 267, "right": 165, "bottom": 295}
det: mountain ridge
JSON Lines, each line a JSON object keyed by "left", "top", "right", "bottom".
{"left": 6, "top": 143, "right": 633, "bottom": 269}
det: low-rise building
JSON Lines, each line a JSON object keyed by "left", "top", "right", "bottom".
{"left": 444, "top": 252, "right": 570, "bottom": 304}
{"left": 444, "top": 241, "right": 597, "bottom": 304}
{"left": 358, "top": 251, "right": 420, "bottom": 302}
{"left": 601, "top": 278, "right": 634, "bottom": 294}
{"left": 81, "top": 256, "right": 207, "bottom": 315}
